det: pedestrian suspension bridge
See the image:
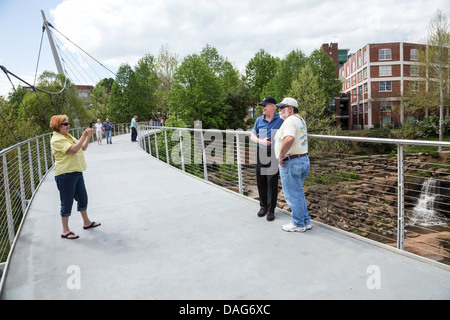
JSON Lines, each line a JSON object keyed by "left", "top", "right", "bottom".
{"left": 0, "top": 11, "right": 449, "bottom": 300}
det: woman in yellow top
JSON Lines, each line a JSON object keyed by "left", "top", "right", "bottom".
{"left": 50, "top": 115, "right": 101, "bottom": 239}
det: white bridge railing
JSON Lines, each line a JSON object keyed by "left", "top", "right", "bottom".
{"left": 1, "top": 125, "right": 449, "bottom": 267}
{"left": 0, "top": 124, "right": 131, "bottom": 265}
{"left": 137, "top": 125, "right": 450, "bottom": 265}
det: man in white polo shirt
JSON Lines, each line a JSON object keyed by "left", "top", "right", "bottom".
{"left": 274, "top": 97, "right": 311, "bottom": 232}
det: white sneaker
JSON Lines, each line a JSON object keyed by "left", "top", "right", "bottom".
{"left": 306, "top": 224, "right": 312, "bottom": 230}
{"left": 282, "top": 223, "right": 306, "bottom": 232}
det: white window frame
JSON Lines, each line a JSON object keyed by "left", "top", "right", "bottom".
{"left": 410, "top": 81, "right": 419, "bottom": 91}
{"left": 379, "top": 81, "right": 392, "bottom": 92}
{"left": 379, "top": 48, "right": 392, "bottom": 60}
{"left": 410, "top": 49, "right": 419, "bottom": 61}
{"left": 380, "top": 101, "right": 392, "bottom": 111}
{"left": 410, "top": 65, "right": 419, "bottom": 76}
{"left": 379, "top": 65, "right": 392, "bottom": 76}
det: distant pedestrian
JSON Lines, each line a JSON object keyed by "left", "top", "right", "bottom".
{"left": 250, "top": 96, "right": 284, "bottom": 221}
{"left": 49, "top": 115, "right": 101, "bottom": 240}
{"left": 274, "top": 98, "right": 311, "bottom": 232}
{"left": 131, "top": 115, "right": 138, "bottom": 142}
{"left": 95, "top": 119, "right": 104, "bottom": 145}
{"left": 104, "top": 118, "right": 114, "bottom": 144}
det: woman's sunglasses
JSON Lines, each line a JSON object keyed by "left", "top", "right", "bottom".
{"left": 61, "top": 122, "right": 70, "bottom": 126}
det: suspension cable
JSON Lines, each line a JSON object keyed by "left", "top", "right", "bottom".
{"left": 49, "top": 24, "right": 117, "bottom": 77}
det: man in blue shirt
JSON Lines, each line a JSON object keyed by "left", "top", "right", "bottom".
{"left": 250, "top": 96, "right": 284, "bottom": 221}
{"left": 103, "top": 118, "right": 114, "bottom": 144}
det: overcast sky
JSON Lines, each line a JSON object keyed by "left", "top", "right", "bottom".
{"left": 0, "top": 0, "right": 448, "bottom": 98}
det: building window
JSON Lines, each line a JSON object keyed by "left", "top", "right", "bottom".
{"left": 363, "top": 51, "right": 367, "bottom": 64}
{"left": 379, "top": 65, "right": 392, "bottom": 76}
{"left": 410, "top": 65, "right": 419, "bottom": 76}
{"left": 380, "top": 101, "right": 392, "bottom": 111}
{"left": 363, "top": 67, "right": 367, "bottom": 79}
{"left": 364, "top": 83, "right": 368, "bottom": 93}
{"left": 358, "top": 56, "right": 361, "bottom": 67}
{"left": 410, "top": 81, "right": 419, "bottom": 91}
{"left": 358, "top": 71, "right": 362, "bottom": 81}
{"left": 410, "top": 49, "right": 419, "bottom": 61}
{"left": 382, "top": 116, "right": 392, "bottom": 125}
{"left": 379, "top": 49, "right": 392, "bottom": 60}
{"left": 404, "top": 116, "right": 416, "bottom": 124}
{"left": 379, "top": 81, "right": 392, "bottom": 92}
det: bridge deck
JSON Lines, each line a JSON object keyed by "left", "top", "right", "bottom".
{"left": 1, "top": 134, "right": 449, "bottom": 300}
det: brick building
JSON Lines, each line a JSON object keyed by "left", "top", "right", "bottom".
{"left": 328, "top": 42, "right": 449, "bottom": 130}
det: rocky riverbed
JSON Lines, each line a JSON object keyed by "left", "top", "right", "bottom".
{"left": 244, "top": 153, "right": 450, "bottom": 264}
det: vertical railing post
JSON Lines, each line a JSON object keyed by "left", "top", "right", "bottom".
{"left": 236, "top": 133, "right": 243, "bottom": 195}
{"left": 397, "top": 144, "right": 405, "bottom": 250}
{"left": 36, "top": 139, "right": 42, "bottom": 181}
{"left": 3, "top": 154, "right": 15, "bottom": 244}
{"left": 154, "top": 130, "right": 159, "bottom": 160}
{"left": 179, "top": 130, "right": 185, "bottom": 172}
{"left": 42, "top": 136, "right": 48, "bottom": 171}
{"left": 200, "top": 129, "right": 208, "bottom": 181}
{"left": 17, "top": 146, "right": 27, "bottom": 214}
{"left": 28, "top": 141, "right": 35, "bottom": 194}
{"left": 137, "top": 126, "right": 141, "bottom": 148}
{"left": 165, "top": 129, "right": 169, "bottom": 164}
{"left": 147, "top": 130, "right": 152, "bottom": 156}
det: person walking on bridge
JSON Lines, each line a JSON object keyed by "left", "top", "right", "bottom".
{"left": 50, "top": 115, "right": 101, "bottom": 239}
{"left": 104, "top": 118, "right": 114, "bottom": 144}
{"left": 274, "top": 98, "right": 311, "bottom": 232}
{"left": 95, "top": 119, "right": 104, "bottom": 145}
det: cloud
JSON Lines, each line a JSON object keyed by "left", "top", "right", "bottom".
{"left": 48, "top": 0, "right": 447, "bottom": 77}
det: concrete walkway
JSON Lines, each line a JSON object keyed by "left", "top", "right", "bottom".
{"left": 1, "top": 134, "right": 449, "bottom": 300}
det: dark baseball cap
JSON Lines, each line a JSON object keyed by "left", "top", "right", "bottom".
{"left": 258, "top": 96, "right": 277, "bottom": 106}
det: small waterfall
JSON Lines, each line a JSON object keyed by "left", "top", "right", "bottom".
{"left": 410, "top": 178, "right": 446, "bottom": 226}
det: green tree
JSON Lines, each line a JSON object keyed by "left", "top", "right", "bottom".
{"left": 308, "top": 48, "right": 342, "bottom": 100}
{"left": 244, "top": 49, "right": 279, "bottom": 104}
{"left": 156, "top": 44, "right": 179, "bottom": 116}
{"left": 90, "top": 81, "right": 110, "bottom": 121}
{"left": 135, "top": 54, "right": 159, "bottom": 118}
{"left": 169, "top": 53, "right": 227, "bottom": 129}
{"left": 402, "top": 9, "right": 450, "bottom": 154}
{"left": 109, "top": 64, "right": 141, "bottom": 122}
{"left": 288, "top": 61, "right": 335, "bottom": 133}
{"left": 263, "top": 49, "right": 307, "bottom": 101}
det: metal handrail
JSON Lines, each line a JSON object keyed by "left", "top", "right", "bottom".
{"left": 0, "top": 124, "right": 131, "bottom": 263}
{"left": 137, "top": 125, "right": 450, "bottom": 264}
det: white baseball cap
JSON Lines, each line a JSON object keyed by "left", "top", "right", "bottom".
{"left": 276, "top": 97, "right": 298, "bottom": 109}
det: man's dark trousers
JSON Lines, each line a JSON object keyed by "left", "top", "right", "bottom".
{"left": 256, "top": 147, "right": 279, "bottom": 213}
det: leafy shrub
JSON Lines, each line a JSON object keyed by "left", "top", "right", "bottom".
{"left": 415, "top": 115, "right": 450, "bottom": 138}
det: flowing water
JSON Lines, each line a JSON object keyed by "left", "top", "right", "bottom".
{"left": 409, "top": 178, "right": 447, "bottom": 227}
